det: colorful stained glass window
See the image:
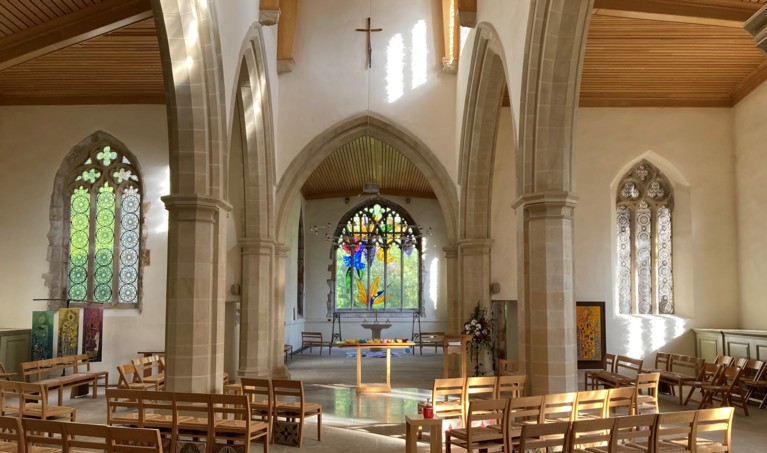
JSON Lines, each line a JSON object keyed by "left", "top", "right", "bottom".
{"left": 333, "top": 201, "right": 421, "bottom": 313}
{"left": 66, "top": 145, "right": 142, "bottom": 306}
{"left": 615, "top": 160, "right": 674, "bottom": 314}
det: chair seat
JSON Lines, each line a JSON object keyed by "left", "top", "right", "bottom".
{"left": 449, "top": 426, "right": 504, "bottom": 444}
{"left": 22, "top": 404, "right": 75, "bottom": 418}
{"left": 275, "top": 401, "right": 322, "bottom": 414}
{"left": 0, "top": 442, "right": 17, "bottom": 453}
{"left": 28, "top": 447, "right": 60, "bottom": 453}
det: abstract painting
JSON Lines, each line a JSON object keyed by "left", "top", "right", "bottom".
{"left": 82, "top": 307, "right": 104, "bottom": 362}
{"left": 31, "top": 311, "right": 54, "bottom": 361}
{"left": 576, "top": 301, "right": 606, "bottom": 369}
{"left": 57, "top": 307, "right": 80, "bottom": 357}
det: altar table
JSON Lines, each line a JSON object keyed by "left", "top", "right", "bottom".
{"left": 338, "top": 342, "right": 415, "bottom": 393}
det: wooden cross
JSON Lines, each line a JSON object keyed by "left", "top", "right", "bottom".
{"left": 356, "top": 17, "right": 382, "bottom": 69}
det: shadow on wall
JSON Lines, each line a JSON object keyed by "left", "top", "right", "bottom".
{"left": 612, "top": 314, "right": 690, "bottom": 361}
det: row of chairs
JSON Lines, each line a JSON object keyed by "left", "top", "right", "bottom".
{"left": 431, "top": 375, "right": 527, "bottom": 423}
{"left": 447, "top": 404, "right": 734, "bottom": 453}
{"left": 117, "top": 356, "right": 165, "bottom": 391}
{"left": 0, "top": 416, "right": 162, "bottom": 453}
{"left": 225, "top": 378, "right": 322, "bottom": 448}
{"left": 106, "top": 389, "right": 268, "bottom": 453}
{"left": 682, "top": 355, "right": 766, "bottom": 416}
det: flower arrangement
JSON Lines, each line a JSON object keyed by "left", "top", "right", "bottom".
{"left": 463, "top": 303, "right": 493, "bottom": 375}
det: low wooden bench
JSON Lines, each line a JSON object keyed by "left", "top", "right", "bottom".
{"left": 591, "top": 355, "right": 643, "bottom": 389}
{"left": 21, "top": 354, "right": 108, "bottom": 405}
{"left": 414, "top": 332, "right": 444, "bottom": 355}
{"left": 658, "top": 354, "right": 705, "bottom": 405}
{"left": 301, "top": 332, "right": 330, "bottom": 355}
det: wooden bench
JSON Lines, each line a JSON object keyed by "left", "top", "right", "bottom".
{"left": 130, "top": 356, "right": 164, "bottom": 390}
{"left": 0, "top": 381, "right": 76, "bottom": 421}
{"left": 301, "top": 332, "right": 330, "bottom": 355}
{"left": 414, "top": 332, "right": 444, "bottom": 355}
{"left": 21, "top": 354, "right": 108, "bottom": 405}
{"left": 106, "top": 389, "right": 269, "bottom": 453}
{"left": 658, "top": 354, "right": 705, "bottom": 405}
{"left": 591, "top": 355, "right": 643, "bottom": 389}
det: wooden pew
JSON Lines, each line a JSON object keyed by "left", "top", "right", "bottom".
{"left": 20, "top": 354, "right": 107, "bottom": 405}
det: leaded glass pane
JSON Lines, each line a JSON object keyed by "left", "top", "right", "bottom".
{"left": 68, "top": 187, "right": 90, "bottom": 301}
{"left": 657, "top": 205, "right": 673, "bottom": 314}
{"left": 93, "top": 184, "right": 115, "bottom": 302}
{"left": 333, "top": 201, "right": 420, "bottom": 313}
{"left": 617, "top": 205, "right": 631, "bottom": 314}
{"left": 118, "top": 187, "right": 140, "bottom": 303}
{"left": 635, "top": 201, "right": 652, "bottom": 314}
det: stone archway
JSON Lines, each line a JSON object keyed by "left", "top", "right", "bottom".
{"left": 151, "top": 0, "right": 229, "bottom": 392}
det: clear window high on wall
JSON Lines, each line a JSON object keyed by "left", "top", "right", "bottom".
{"left": 66, "top": 144, "right": 143, "bottom": 307}
{"left": 616, "top": 160, "right": 674, "bottom": 315}
{"left": 329, "top": 200, "right": 422, "bottom": 315}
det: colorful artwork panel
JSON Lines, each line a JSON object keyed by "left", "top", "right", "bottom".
{"left": 82, "top": 307, "right": 104, "bottom": 362}
{"left": 576, "top": 301, "right": 606, "bottom": 370}
{"left": 31, "top": 311, "right": 54, "bottom": 361}
{"left": 58, "top": 308, "right": 80, "bottom": 357}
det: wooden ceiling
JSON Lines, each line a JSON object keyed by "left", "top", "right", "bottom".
{"left": 1, "top": 0, "right": 766, "bottom": 197}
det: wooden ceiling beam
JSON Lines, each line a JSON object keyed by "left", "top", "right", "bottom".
{"left": 0, "top": 0, "right": 152, "bottom": 71}
{"left": 277, "top": 0, "right": 297, "bottom": 73}
{"left": 441, "top": 0, "right": 460, "bottom": 73}
{"left": 456, "top": 0, "right": 476, "bottom": 28}
{"left": 260, "top": 0, "right": 280, "bottom": 25}
{"left": 592, "top": 0, "right": 762, "bottom": 27}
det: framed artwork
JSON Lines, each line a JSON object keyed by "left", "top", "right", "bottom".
{"left": 576, "top": 301, "right": 606, "bottom": 370}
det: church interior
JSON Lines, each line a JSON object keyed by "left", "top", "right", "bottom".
{"left": 2, "top": 0, "right": 767, "bottom": 451}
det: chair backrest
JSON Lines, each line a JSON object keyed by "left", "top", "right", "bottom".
{"left": 497, "top": 374, "right": 526, "bottom": 399}
{"left": 635, "top": 372, "right": 660, "bottom": 414}
{"left": 141, "top": 390, "right": 175, "bottom": 429}
{"left": 110, "top": 426, "right": 163, "bottom": 453}
{"left": 465, "top": 398, "right": 507, "bottom": 447}
{"left": 498, "top": 359, "right": 519, "bottom": 375}
{"left": 17, "top": 382, "right": 47, "bottom": 416}
{"left": 610, "top": 413, "right": 657, "bottom": 449}
{"left": 656, "top": 410, "right": 696, "bottom": 451}
{"left": 542, "top": 392, "right": 577, "bottom": 423}
{"left": 573, "top": 389, "right": 608, "bottom": 420}
{"left": 64, "top": 421, "right": 110, "bottom": 453}
{"left": 210, "top": 393, "right": 250, "bottom": 424}
{"left": 693, "top": 407, "right": 733, "bottom": 451}
{"left": 615, "top": 355, "right": 643, "bottom": 379}
{"left": 603, "top": 353, "right": 617, "bottom": 372}
{"left": 718, "top": 366, "right": 745, "bottom": 392}
{"left": 433, "top": 378, "right": 464, "bottom": 403}
{"left": 507, "top": 395, "right": 545, "bottom": 426}
{"left": 0, "top": 381, "right": 22, "bottom": 415}
{"left": 117, "top": 364, "right": 145, "bottom": 387}
{"left": 714, "top": 355, "right": 735, "bottom": 367}
{"left": 0, "top": 415, "right": 23, "bottom": 453}
{"left": 272, "top": 379, "right": 305, "bottom": 410}
{"left": 670, "top": 354, "right": 704, "bottom": 377}
{"left": 240, "top": 377, "right": 272, "bottom": 402}
{"left": 654, "top": 351, "right": 671, "bottom": 371}
{"left": 733, "top": 357, "right": 748, "bottom": 369}
{"left": 174, "top": 392, "right": 211, "bottom": 426}
{"left": 21, "top": 418, "right": 66, "bottom": 451}
{"left": 606, "top": 386, "right": 635, "bottom": 416}
{"left": 105, "top": 388, "right": 143, "bottom": 426}
{"left": 518, "top": 421, "right": 569, "bottom": 451}
{"left": 569, "top": 417, "right": 614, "bottom": 451}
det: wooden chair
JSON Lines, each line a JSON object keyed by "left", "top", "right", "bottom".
{"left": 0, "top": 415, "right": 23, "bottom": 453}
{"left": 496, "top": 374, "right": 526, "bottom": 399}
{"left": 141, "top": 391, "right": 175, "bottom": 450}
{"left": 735, "top": 359, "right": 765, "bottom": 413}
{"left": 659, "top": 354, "right": 705, "bottom": 405}
{"left": 585, "top": 353, "right": 617, "bottom": 390}
{"left": 445, "top": 399, "right": 507, "bottom": 453}
{"left": 300, "top": 332, "right": 330, "bottom": 355}
{"left": 211, "top": 393, "right": 269, "bottom": 453}
{"left": 516, "top": 420, "right": 569, "bottom": 452}
{"left": 174, "top": 392, "right": 212, "bottom": 452}
{"left": 271, "top": 379, "right": 322, "bottom": 447}
{"left": 596, "top": 355, "right": 644, "bottom": 389}
{"left": 541, "top": 392, "right": 577, "bottom": 423}
{"left": 568, "top": 417, "right": 614, "bottom": 452}
{"left": 692, "top": 407, "right": 733, "bottom": 452}
{"left": 505, "top": 395, "right": 544, "bottom": 446}
{"left": 0, "top": 381, "right": 22, "bottom": 417}
{"left": 654, "top": 410, "right": 697, "bottom": 453}
{"left": 106, "top": 388, "right": 143, "bottom": 428}
{"left": 606, "top": 386, "right": 635, "bottom": 417}
{"left": 573, "top": 389, "right": 609, "bottom": 420}
{"left": 635, "top": 372, "right": 660, "bottom": 414}
{"left": 109, "top": 426, "right": 164, "bottom": 453}
{"left": 117, "top": 364, "right": 158, "bottom": 391}
{"left": 431, "top": 378, "right": 464, "bottom": 427}
{"left": 498, "top": 359, "right": 519, "bottom": 375}
{"left": 21, "top": 418, "right": 67, "bottom": 453}
{"left": 684, "top": 363, "right": 724, "bottom": 407}
{"left": 604, "top": 413, "right": 658, "bottom": 453}
{"left": 18, "top": 382, "right": 76, "bottom": 421}
{"left": 463, "top": 376, "right": 497, "bottom": 415}
{"left": 648, "top": 351, "right": 671, "bottom": 373}
{"left": 699, "top": 366, "right": 747, "bottom": 415}
{"left": 131, "top": 357, "right": 165, "bottom": 391}
{"left": 64, "top": 421, "right": 110, "bottom": 453}
{"left": 0, "top": 363, "right": 16, "bottom": 381}
{"left": 417, "top": 332, "right": 445, "bottom": 355}
{"left": 239, "top": 378, "right": 273, "bottom": 439}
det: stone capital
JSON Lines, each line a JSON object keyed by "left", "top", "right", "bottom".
{"left": 443, "top": 245, "right": 458, "bottom": 258}
{"left": 512, "top": 191, "right": 578, "bottom": 220}
{"left": 240, "top": 238, "right": 276, "bottom": 256}
{"left": 442, "top": 59, "right": 458, "bottom": 74}
{"left": 162, "top": 194, "right": 232, "bottom": 223}
{"left": 259, "top": 9, "right": 280, "bottom": 26}
{"left": 457, "top": 238, "right": 493, "bottom": 256}
{"left": 277, "top": 58, "right": 294, "bottom": 74}
{"left": 275, "top": 244, "right": 290, "bottom": 257}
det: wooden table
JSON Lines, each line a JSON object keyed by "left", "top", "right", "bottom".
{"left": 405, "top": 414, "right": 442, "bottom": 453}
{"left": 338, "top": 342, "right": 415, "bottom": 393}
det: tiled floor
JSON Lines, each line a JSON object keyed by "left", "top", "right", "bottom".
{"left": 67, "top": 349, "right": 767, "bottom": 452}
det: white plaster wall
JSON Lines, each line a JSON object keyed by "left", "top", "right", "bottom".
{"left": 302, "top": 196, "right": 449, "bottom": 341}
{"left": 275, "top": 0, "right": 458, "bottom": 184}
{"left": 575, "top": 107, "right": 740, "bottom": 361}
{"left": 0, "top": 105, "right": 169, "bottom": 383}
{"left": 490, "top": 107, "right": 518, "bottom": 301}
{"left": 734, "top": 81, "right": 767, "bottom": 330}
{"left": 283, "top": 197, "right": 303, "bottom": 351}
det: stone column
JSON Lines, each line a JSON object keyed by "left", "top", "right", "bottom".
{"left": 238, "top": 238, "right": 275, "bottom": 378}
{"left": 163, "top": 194, "right": 230, "bottom": 393}
{"left": 443, "top": 246, "right": 459, "bottom": 333}
{"left": 514, "top": 192, "right": 578, "bottom": 394}
{"left": 457, "top": 238, "right": 493, "bottom": 375}
{"left": 272, "top": 244, "right": 290, "bottom": 379}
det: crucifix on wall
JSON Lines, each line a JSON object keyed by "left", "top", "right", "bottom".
{"left": 356, "top": 17, "right": 382, "bottom": 69}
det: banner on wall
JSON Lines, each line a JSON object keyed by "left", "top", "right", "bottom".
{"left": 57, "top": 308, "right": 80, "bottom": 357}
{"left": 31, "top": 310, "right": 54, "bottom": 361}
{"left": 82, "top": 307, "right": 103, "bottom": 362}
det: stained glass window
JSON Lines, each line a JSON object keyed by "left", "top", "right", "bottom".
{"left": 333, "top": 201, "right": 421, "bottom": 313}
{"left": 67, "top": 145, "right": 142, "bottom": 306}
{"left": 616, "top": 161, "right": 673, "bottom": 314}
